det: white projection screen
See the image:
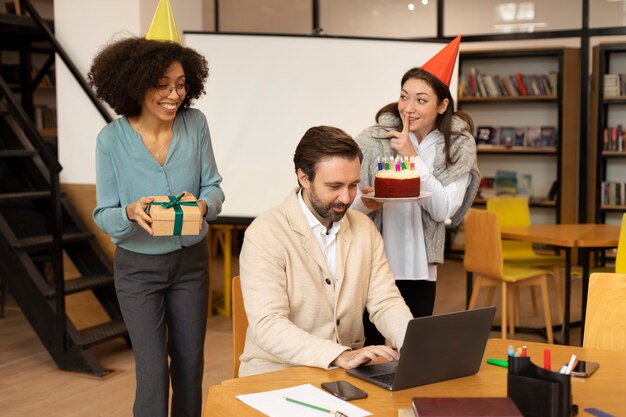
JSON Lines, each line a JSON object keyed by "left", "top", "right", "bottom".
{"left": 184, "top": 33, "right": 458, "bottom": 220}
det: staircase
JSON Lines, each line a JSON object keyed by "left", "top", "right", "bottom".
{"left": 0, "top": 1, "right": 126, "bottom": 377}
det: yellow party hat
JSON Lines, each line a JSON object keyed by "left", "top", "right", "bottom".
{"left": 145, "top": 0, "right": 181, "bottom": 44}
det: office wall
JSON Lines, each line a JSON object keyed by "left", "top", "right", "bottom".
{"left": 186, "top": 34, "right": 453, "bottom": 218}
{"left": 55, "top": 0, "right": 202, "bottom": 185}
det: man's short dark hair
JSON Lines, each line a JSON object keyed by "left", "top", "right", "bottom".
{"left": 293, "top": 126, "right": 363, "bottom": 185}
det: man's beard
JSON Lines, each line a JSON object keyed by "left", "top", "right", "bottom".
{"left": 309, "top": 184, "right": 350, "bottom": 224}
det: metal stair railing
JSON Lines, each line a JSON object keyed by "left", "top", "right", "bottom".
{"left": 18, "top": 0, "right": 113, "bottom": 124}
{"left": 0, "top": 74, "right": 66, "bottom": 352}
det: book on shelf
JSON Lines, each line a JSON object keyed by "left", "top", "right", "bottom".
{"left": 514, "top": 127, "right": 526, "bottom": 146}
{"left": 604, "top": 74, "right": 620, "bottom": 98}
{"left": 603, "top": 125, "right": 625, "bottom": 152}
{"left": 495, "top": 170, "right": 518, "bottom": 195}
{"left": 540, "top": 126, "right": 556, "bottom": 148}
{"left": 547, "top": 181, "right": 558, "bottom": 201}
{"left": 411, "top": 397, "right": 523, "bottom": 417}
{"left": 517, "top": 174, "right": 532, "bottom": 196}
{"left": 526, "top": 126, "right": 541, "bottom": 148}
{"left": 499, "top": 126, "right": 515, "bottom": 147}
{"left": 500, "top": 75, "right": 518, "bottom": 96}
{"left": 476, "top": 126, "right": 499, "bottom": 145}
{"left": 478, "top": 177, "right": 497, "bottom": 199}
{"left": 513, "top": 73, "right": 529, "bottom": 95}
{"left": 601, "top": 181, "right": 626, "bottom": 206}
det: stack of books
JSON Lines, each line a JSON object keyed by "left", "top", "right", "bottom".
{"left": 604, "top": 74, "right": 620, "bottom": 98}
{"left": 603, "top": 125, "right": 625, "bottom": 152}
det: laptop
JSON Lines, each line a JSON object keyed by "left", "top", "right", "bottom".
{"left": 347, "top": 306, "right": 496, "bottom": 391}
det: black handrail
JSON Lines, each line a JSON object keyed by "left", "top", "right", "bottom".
{"left": 19, "top": 0, "right": 113, "bottom": 124}
{"left": 0, "top": 76, "right": 61, "bottom": 171}
{"left": 0, "top": 74, "right": 66, "bottom": 351}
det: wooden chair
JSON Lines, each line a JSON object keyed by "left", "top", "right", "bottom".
{"left": 583, "top": 273, "right": 626, "bottom": 351}
{"left": 616, "top": 213, "right": 626, "bottom": 274}
{"left": 486, "top": 197, "right": 565, "bottom": 318}
{"left": 464, "top": 209, "right": 554, "bottom": 343}
{"left": 231, "top": 276, "right": 248, "bottom": 378}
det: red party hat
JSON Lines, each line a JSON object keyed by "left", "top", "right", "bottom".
{"left": 421, "top": 35, "right": 461, "bottom": 87}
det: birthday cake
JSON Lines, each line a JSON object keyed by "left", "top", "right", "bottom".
{"left": 374, "top": 156, "right": 420, "bottom": 198}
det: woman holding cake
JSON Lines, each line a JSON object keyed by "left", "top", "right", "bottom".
{"left": 89, "top": 3, "right": 224, "bottom": 417}
{"left": 352, "top": 36, "right": 480, "bottom": 345}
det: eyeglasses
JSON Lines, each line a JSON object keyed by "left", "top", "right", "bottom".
{"left": 155, "top": 83, "right": 189, "bottom": 98}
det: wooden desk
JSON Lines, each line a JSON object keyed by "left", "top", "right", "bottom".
{"left": 203, "top": 339, "right": 626, "bottom": 416}
{"left": 499, "top": 224, "right": 620, "bottom": 345}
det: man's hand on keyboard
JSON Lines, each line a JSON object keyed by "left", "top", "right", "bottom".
{"left": 332, "top": 345, "right": 399, "bottom": 370}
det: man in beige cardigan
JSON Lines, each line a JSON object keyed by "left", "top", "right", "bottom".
{"left": 238, "top": 126, "right": 414, "bottom": 377}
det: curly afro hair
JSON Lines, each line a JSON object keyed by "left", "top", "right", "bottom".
{"left": 88, "top": 37, "right": 209, "bottom": 117}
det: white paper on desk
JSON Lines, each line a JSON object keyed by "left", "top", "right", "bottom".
{"left": 236, "top": 383, "right": 372, "bottom": 417}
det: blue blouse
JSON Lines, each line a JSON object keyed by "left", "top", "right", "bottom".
{"left": 93, "top": 108, "right": 224, "bottom": 255}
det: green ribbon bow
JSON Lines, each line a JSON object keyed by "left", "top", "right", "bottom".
{"left": 148, "top": 193, "right": 198, "bottom": 236}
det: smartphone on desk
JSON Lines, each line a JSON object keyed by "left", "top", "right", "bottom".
{"left": 571, "top": 360, "right": 599, "bottom": 377}
{"left": 321, "top": 380, "right": 368, "bottom": 401}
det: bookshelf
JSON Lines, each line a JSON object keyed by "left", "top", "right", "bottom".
{"left": 590, "top": 43, "right": 626, "bottom": 226}
{"left": 458, "top": 48, "right": 580, "bottom": 224}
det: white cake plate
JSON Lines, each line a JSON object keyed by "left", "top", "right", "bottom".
{"left": 363, "top": 190, "right": 432, "bottom": 203}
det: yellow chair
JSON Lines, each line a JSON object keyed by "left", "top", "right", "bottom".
{"left": 616, "top": 213, "right": 626, "bottom": 274}
{"left": 464, "top": 209, "right": 554, "bottom": 343}
{"left": 486, "top": 197, "right": 565, "bottom": 318}
{"left": 583, "top": 273, "right": 626, "bottom": 351}
{"left": 231, "top": 276, "right": 248, "bottom": 378}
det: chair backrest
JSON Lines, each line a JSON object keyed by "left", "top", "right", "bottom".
{"left": 464, "top": 209, "right": 503, "bottom": 278}
{"left": 616, "top": 213, "right": 626, "bottom": 274}
{"left": 583, "top": 272, "right": 626, "bottom": 351}
{"left": 232, "top": 276, "right": 248, "bottom": 378}
{"left": 486, "top": 197, "right": 533, "bottom": 256}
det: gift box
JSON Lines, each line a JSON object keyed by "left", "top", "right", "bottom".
{"left": 148, "top": 194, "right": 202, "bottom": 236}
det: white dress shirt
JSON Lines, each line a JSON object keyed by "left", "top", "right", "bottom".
{"left": 297, "top": 191, "right": 342, "bottom": 282}
{"left": 352, "top": 129, "right": 469, "bottom": 281}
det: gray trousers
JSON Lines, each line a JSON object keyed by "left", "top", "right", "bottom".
{"left": 114, "top": 239, "right": 209, "bottom": 417}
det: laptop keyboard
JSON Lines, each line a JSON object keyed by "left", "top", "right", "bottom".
{"left": 370, "top": 372, "right": 395, "bottom": 385}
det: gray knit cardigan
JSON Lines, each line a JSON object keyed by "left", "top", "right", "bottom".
{"left": 355, "top": 112, "right": 481, "bottom": 265}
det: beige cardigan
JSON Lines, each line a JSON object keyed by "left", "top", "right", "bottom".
{"left": 238, "top": 188, "right": 413, "bottom": 377}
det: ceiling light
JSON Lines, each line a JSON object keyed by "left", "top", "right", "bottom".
{"left": 408, "top": 3, "right": 415, "bottom": 11}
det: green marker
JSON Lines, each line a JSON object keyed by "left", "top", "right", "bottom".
{"left": 487, "top": 358, "right": 509, "bottom": 368}
{"left": 285, "top": 397, "right": 348, "bottom": 416}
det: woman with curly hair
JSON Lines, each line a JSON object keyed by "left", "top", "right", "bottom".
{"left": 89, "top": 36, "right": 224, "bottom": 417}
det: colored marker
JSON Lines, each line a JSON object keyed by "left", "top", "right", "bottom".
{"left": 487, "top": 358, "right": 508, "bottom": 368}
{"left": 544, "top": 349, "right": 551, "bottom": 371}
{"left": 521, "top": 346, "right": 527, "bottom": 357}
{"left": 508, "top": 345, "right": 514, "bottom": 357}
{"left": 563, "top": 354, "right": 577, "bottom": 375}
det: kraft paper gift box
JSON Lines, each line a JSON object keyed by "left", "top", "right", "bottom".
{"left": 149, "top": 195, "right": 201, "bottom": 236}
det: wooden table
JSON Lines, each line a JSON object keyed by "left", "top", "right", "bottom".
{"left": 498, "top": 224, "right": 620, "bottom": 345}
{"left": 203, "top": 339, "right": 626, "bottom": 416}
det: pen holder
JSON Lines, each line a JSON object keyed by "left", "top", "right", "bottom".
{"left": 507, "top": 356, "right": 577, "bottom": 417}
